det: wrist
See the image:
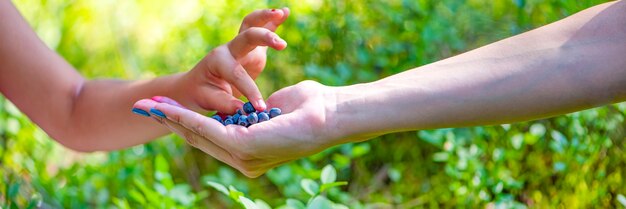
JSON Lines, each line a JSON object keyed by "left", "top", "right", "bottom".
{"left": 158, "top": 72, "right": 198, "bottom": 110}
{"left": 325, "top": 81, "right": 387, "bottom": 144}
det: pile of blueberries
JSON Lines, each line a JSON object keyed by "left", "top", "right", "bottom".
{"left": 211, "top": 102, "right": 281, "bottom": 127}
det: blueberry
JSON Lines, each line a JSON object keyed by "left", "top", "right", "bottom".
{"left": 236, "top": 109, "right": 244, "bottom": 115}
{"left": 211, "top": 115, "right": 223, "bottom": 124}
{"left": 247, "top": 112, "right": 258, "bottom": 125}
{"left": 243, "top": 102, "right": 256, "bottom": 114}
{"left": 224, "top": 118, "right": 234, "bottom": 125}
{"left": 258, "top": 112, "right": 269, "bottom": 122}
{"left": 232, "top": 113, "right": 240, "bottom": 123}
{"left": 269, "top": 108, "right": 282, "bottom": 118}
{"left": 238, "top": 115, "right": 248, "bottom": 126}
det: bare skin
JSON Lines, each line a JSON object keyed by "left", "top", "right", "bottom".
{"left": 0, "top": 1, "right": 290, "bottom": 152}
{"left": 134, "top": 1, "right": 626, "bottom": 177}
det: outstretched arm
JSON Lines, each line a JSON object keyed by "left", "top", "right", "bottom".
{"left": 137, "top": 1, "right": 626, "bottom": 177}
{"left": 0, "top": 1, "right": 289, "bottom": 152}
{"left": 333, "top": 0, "right": 626, "bottom": 141}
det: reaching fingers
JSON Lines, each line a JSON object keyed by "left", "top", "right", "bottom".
{"left": 239, "top": 8, "right": 289, "bottom": 32}
{"left": 228, "top": 27, "right": 287, "bottom": 59}
{"left": 207, "top": 47, "right": 266, "bottom": 110}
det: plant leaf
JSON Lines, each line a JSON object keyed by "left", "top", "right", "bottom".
{"left": 321, "top": 165, "right": 337, "bottom": 184}
{"left": 286, "top": 198, "right": 306, "bottom": 209}
{"left": 239, "top": 196, "right": 259, "bottom": 209}
{"left": 205, "top": 181, "right": 229, "bottom": 196}
{"left": 300, "top": 179, "right": 319, "bottom": 196}
{"left": 255, "top": 199, "right": 272, "bottom": 209}
{"left": 306, "top": 196, "right": 332, "bottom": 209}
{"left": 617, "top": 194, "right": 626, "bottom": 207}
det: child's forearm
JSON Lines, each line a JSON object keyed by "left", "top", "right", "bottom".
{"left": 0, "top": 1, "right": 185, "bottom": 151}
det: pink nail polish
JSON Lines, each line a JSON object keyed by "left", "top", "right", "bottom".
{"left": 151, "top": 96, "right": 185, "bottom": 109}
{"left": 151, "top": 96, "right": 164, "bottom": 102}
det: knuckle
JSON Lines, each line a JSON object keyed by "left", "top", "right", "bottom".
{"left": 183, "top": 132, "right": 197, "bottom": 147}
{"left": 170, "top": 113, "right": 183, "bottom": 124}
{"left": 242, "top": 28, "right": 256, "bottom": 42}
{"left": 231, "top": 67, "right": 248, "bottom": 81}
{"left": 192, "top": 123, "right": 204, "bottom": 135}
{"left": 190, "top": 115, "right": 205, "bottom": 133}
{"left": 153, "top": 117, "right": 165, "bottom": 124}
{"left": 243, "top": 27, "right": 267, "bottom": 40}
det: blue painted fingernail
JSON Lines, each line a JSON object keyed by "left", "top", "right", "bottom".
{"left": 150, "top": 108, "right": 166, "bottom": 118}
{"left": 132, "top": 108, "right": 150, "bottom": 117}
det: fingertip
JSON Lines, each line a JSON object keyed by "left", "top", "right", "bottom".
{"left": 269, "top": 8, "right": 285, "bottom": 18}
{"left": 133, "top": 98, "right": 158, "bottom": 109}
{"left": 259, "top": 9, "right": 283, "bottom": 27}
{"left": 271, "top": 36, "right": 287, "bottom": 50}
{"left": 254, "top": 99, "right": 267, "bottom": 111}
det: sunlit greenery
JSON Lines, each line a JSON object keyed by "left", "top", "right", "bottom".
{"left": 2, "top": 0, "right": 625, "bottom": 208}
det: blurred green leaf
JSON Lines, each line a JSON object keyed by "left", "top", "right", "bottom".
{"left": 206, "top": 181, "right": 229, "bottom": 196}
{"left": 286, "top": 199, "right": 306, "bottom": 209}
{"left": 617, "top": 194, "right": 626, "bottom": 207}
{"left": 306, "top": 196, "right": 332, "bottom": 209}
{"left": 320, "top": 165, "right": 337, "bottom": 184}
{"left": 2, "top": 0, "right": 624, "bottom": 208}
{"left": 255, "top": 199, "right": 272, "bottom": 209}
{"left": 239, "top": 196, "right": 258, "bottom": 209}
{"left": 300, "top": 179, "right": 319, "bottom": 196}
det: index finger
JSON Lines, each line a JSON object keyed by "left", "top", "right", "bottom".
{"left": 239, "top": 8, "right": 289, "bottom": 32}
{"left": 208, "top": 47, "right": 266, "bottom": 110}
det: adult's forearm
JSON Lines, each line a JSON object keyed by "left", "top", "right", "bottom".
{"left": 332, "top": 1, "right": 626, "bottom": 142}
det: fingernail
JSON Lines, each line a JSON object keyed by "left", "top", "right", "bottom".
{"left": 132, "top": 108, "right": 151, "bottom": 117}
{"left": 150, "top": 108, "right": 166, "bottom": 118}
{"left": 256, "top": 99, "right": 267, "bottom": 111}
{"left": 273, "top": 37, "right": 286, "bottom": 45}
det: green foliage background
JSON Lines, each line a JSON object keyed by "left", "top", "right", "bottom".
{"left": 1, "top": 0, "right": 625, "bottom": 208}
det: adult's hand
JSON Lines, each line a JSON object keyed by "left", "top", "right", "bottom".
{"left": 133, "top": 81, "right": 361, "bottom": 177}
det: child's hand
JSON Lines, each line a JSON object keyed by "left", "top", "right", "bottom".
{"left": 171, "top": 8, "right": 289, "bottom": 114}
